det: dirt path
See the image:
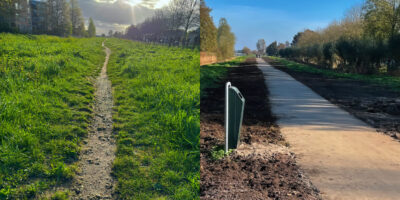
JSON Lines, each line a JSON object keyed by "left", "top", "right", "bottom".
{"left": 71, "top": 41, "right": 115, "bottom": 199}
{"left": 257, "top": 58, "right": 400, "bottom": 199}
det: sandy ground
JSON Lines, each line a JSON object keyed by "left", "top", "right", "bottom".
{"left": 70, "top": 42, "right": 116, "bottom": 199}
{"left": 258, "top": 58, "right": 400, "bottom": 200}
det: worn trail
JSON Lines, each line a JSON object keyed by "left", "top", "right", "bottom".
{"left": 257, "top": 58, "right": 400, "bottom": 200}
{"left": 71, "top": 41, "right": 115, "bottom": 199}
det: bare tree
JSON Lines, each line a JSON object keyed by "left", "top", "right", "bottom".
{"left": 167, "top": 0, "right": 200, "bottom": 47}
{"left": 256, "top": 39, "right": 266, "bottom": 56}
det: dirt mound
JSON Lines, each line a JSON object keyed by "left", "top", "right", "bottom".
{"left": 200, "top": 59, "right": 321, "bottom": 199}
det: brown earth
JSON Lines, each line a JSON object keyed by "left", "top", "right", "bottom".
{"left": 264, "top": 57, "right": 400, "bottom": 140}
{"left": 69, "top": 42, "right": 116, "bottom": 200}
{"left": 200, "top": 59, "right": 321, "bottom": 200}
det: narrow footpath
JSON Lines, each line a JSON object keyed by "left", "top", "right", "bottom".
{"left": 257, "top": 58, "right": 400, "bottom": 200}
{"left": 71, "top": 41, "right": 115, "bottom": 199}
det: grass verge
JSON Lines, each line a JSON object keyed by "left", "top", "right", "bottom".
{"left": 105, "top": 39, "right": 199, "bottom": 199}
{"left": 269, "top": 56, "right": 400, "bottom": 91}
{"left": 200, "top": 56, "right": 246, "bottom": 98}
{"left": 0, "top": 33, "right": 104, "bottom": 198}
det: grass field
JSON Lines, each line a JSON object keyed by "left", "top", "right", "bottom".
{"left": 200, "top": 56, "right": 246, "bottom": 97}
{"left": 0, "top": 34, "right": 104, "bottom": 198}
{"left": 105, "top": 39, "right": 200, "bottom": 199}
{"left": 269, "top": 56, "right": 400, "bottom": 91}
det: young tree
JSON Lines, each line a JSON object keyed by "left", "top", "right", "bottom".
{"left": 217, "top": 18, "right": 235, "bottom": 60}
{"left": 88, "top": 17, "right": 96, "bottom": 37}
{"left": 200, "top": 0, "right": 217, "bottom": 52}
{"left": 108, "top": 30, "right": 113, "bottom": 37}
{"left": 70, "top": 0, "right": 84, "bottom": 37}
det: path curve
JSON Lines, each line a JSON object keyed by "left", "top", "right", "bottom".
{"left": 71, "top": 41, "right": 115, "bottom": 199}
{"left": 257, "top": 58, "right": 400, "bottom": 200}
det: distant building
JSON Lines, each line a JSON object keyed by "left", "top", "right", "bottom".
{"left": 235, "top": 50, "right": 245, "bottom": 57}
{"left": 30, "top": 0, "right": 47, "bottom": 34}
{"left": 187, "top": 28, "right": 200, "bottom": 48}
{"left": 15, "top": 0, "right": 32, "bottom": 33}
{"left": 11, "top": 0, "right": 47, "bottom": 34}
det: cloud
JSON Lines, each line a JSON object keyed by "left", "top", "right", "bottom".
{"left": 77, "top": 0, "right": 170, "bottom": 34}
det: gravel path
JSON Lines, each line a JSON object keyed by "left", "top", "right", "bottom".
{"left": 258, "top": 58, "right": 400, "bottom": 200}
{"left": 71, "top": 41, "right": 115, "bottom": 199}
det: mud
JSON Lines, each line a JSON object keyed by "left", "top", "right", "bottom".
{"left": 70, "top": 42, "right": 116, "bottom": 200}
{"left": 264, "top": 57, "right": 400, "bottom": 140}
{"left": 200, "top": 59, "right": 321, "bottom": 199}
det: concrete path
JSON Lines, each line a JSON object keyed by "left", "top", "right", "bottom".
{"left": 257, "top": 58, "right": 400, "bottom": 200}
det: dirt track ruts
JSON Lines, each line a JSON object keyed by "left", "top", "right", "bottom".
{"left": 70, "top": 41, "right": 115, "bottom": 199}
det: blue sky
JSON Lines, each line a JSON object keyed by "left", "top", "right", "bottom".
{"left": 206, "top": 0, "right": 364, "bottom": 50}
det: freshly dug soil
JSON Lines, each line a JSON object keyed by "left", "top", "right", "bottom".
{"left": 200, "top": 59, "right": 321, "bottom": 200}
{"left": 264, "top": 57, "right": 400, "bottom": 140}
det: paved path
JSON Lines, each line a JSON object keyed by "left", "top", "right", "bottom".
{"left": 257, "top": 58, "right": 400, "bottom": 200}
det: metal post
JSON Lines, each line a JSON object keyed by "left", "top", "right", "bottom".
{"left": 225, "top": 82, "right": 231, "bottom": 153}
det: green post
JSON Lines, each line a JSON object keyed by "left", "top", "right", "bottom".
{"left": 225, "top": 82, "right": 245, "bottom": 152}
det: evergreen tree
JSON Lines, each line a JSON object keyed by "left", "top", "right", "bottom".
{"left": 46, "top": 0, "right": 72, "bottom": 37}
{"left": 70, "top": 0, "right": 84, "bottom": 37}
{"left": 88, "top": 17, "right": 96, "bottom": 37}
{"left": 266, "top": 41, "right": 278, "bottom": 56}
{"left": 77, "top": 21, "right": 86, "bottom": 37}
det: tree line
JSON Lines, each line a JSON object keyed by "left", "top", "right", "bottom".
{"left": 200, "top": 0, "right": 235, "bottom": 60}
{"left": 0, "top": 0, "right": 96, "bottom": 37}
{"left": 121, "top": 0, "right": 200, "bottom": 48}
{"left": 276, "top": 0, "right": 400, "bottom": 75}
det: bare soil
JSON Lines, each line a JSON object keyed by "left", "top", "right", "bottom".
{"left": 200, "top": 59, "right": 321, "bottom": 200}
{"left": 264, "top": 57, "right": 400, "bottom": 140}
{"left": 70, "top": 42, "right": 116, "bottom": 200}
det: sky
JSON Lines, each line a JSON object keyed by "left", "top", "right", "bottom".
{"left": 206, "top": 0, "right": 364, "bottom": 50}
{"left": 77, "top": 0, "right": 171, "bottom": 35}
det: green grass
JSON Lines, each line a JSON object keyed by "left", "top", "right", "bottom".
{"left": 0, "top": 33, "right": 104, "bottom": 198}
{"left": 204, "top": 56, "right": 247, "bottom": 68}
{"left": 269, "top": 56, "right": 400, "bottom": 91}
{"left": 200, "top": 56, "right": 247, "bottom": 97}
{"left": 105, "top": 39, "right": 200, "bottom": 199}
